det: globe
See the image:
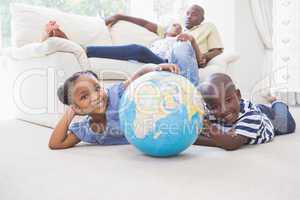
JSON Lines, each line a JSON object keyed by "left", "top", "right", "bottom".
{"left": 119, "top": 71, "right": 204, "bottom": 157}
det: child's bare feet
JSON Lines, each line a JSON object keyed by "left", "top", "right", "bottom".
{"left": 262, "top": 92, "right": 277, "bottom": 104}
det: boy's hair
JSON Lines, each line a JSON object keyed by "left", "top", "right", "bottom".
{"left": 198, "top": 73, "right": 236, "bottom": 99}
{"left": 57, "top": 70, "right": 99, "bottom": 105}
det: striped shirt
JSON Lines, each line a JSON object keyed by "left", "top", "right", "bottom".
{"left": 207, "top": 99, "right": 275, "bottom": 145}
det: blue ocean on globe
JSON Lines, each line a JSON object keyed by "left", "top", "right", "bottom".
{"left": 119, "top": 71, "right": 204, "bottom": 157}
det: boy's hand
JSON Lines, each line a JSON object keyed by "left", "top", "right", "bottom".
{"left": 201, "top": 119, "right": 212, "bottom": 137}
{"left": 177, "top": 33, "right": 194, "bottom": 42}
{"left": 208, "top": 125, "right": 248, "bottom": 150}
{"left": 157, "top": 64, "right": 180, "bottom": 74}
{"left": 208, "top": 126, "right": 232, "bottom": 149}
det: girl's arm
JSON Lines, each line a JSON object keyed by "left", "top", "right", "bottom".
{"left": 123, "top": 64, "right": 179, "bottom": 88}
{"left": 48, "top": 107, "right": 81, "bottom": 150}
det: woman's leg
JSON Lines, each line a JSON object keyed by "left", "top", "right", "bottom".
{"left": 86, "top": 44, "right": 166, "bottom": 64}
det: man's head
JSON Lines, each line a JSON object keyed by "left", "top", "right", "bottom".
{"left": 198, "top": 73, "right": 241, "bottom": 124}
{"left": 184, "top": 5, "right": 205, "bottom": 29}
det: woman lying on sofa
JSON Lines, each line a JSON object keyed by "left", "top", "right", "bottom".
{"left": 42, "top": 20, "right": 203, "bottom": 86}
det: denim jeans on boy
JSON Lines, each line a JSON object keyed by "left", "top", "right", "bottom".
{"left": 86, "top": 42, "right": 199, "bottom": 86}
{"left": 257, "top": 101, "right": 296, "bottom": 135}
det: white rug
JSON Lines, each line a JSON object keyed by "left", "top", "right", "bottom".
{"left": 0, "top": 108, "right": 299, "bottom": 200}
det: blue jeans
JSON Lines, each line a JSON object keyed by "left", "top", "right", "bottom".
{"left": 86, "top": 44, "right": 166, "bottom": 64}
{"left": 86, "top": 42, "right": 200, "bottom": 86}
{"left": 257, "top": 101, "right": 296, "bottom": 135}
{"left": 168, "top": 42, "right": 199, "bottom": 86}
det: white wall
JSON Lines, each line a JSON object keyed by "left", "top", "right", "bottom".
{"left": 188, "top": 0, "right": 236, "bottom": 53}
{"left": 189, "top": 0, "right": 264, "bottom": 99}
{"left": 130, "top": 0, "right": 155, "bottom": 21}
{"left": 232, "top": 0, "right": 265, "bottom": 99}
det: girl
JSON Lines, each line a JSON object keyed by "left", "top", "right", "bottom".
{"left": 48, "top": 64, "right": 179, "bottom": 149}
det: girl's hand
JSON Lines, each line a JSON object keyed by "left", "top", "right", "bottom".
{"left": 157, "top": 64, "right": 180, "bottom": 74}
{"left": 176, "top": 33, "right": 194, "bottom": 42}
{"left": 70, "top": 105, "right": 87, "bottom": 116}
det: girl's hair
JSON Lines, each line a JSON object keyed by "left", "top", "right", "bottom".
{"left": 57, "top": 70, "right": 99, "bottom": 105}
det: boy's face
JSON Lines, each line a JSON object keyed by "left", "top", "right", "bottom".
{"left": 71, "top": 75, "right": 108, "bottom": 114}
{"left": 166, "top": 23, "right": 182, "bottom": 37}
{"left": 204, "top": 88, "right": 241, "bottom": 124}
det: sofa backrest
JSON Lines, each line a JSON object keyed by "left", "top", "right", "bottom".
{"left": 109, "top": 21, "right": 159, "bottom": 47}
{"left": 10, "top": 3, "right": 160, "bottom": 48}
{"left": 10, "top": 3, "right": 113, "bottom": 47}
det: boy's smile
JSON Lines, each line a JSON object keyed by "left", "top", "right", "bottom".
{"left": 199, "top": 73, "right": 241, "bottom": 124}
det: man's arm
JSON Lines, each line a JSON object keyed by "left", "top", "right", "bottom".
{"left": 105, "top": 14, "right": 159, "bottom": 34}
{"left": 204, "top": 48, "right": 223, "bottom": 63}
{"left": 177, "top": 33, "right": 205, "bottom": 68}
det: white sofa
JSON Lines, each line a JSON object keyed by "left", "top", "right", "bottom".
{"left": 4, "top": 3, "right": 239, "bottom": 127}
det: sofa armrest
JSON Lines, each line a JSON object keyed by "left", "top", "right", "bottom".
{"left": 3, "top": 37, "right": 90, "bottom": 70}
{"left": 199, "top": 52, "right": 239, "bottom": 82}
{"left": 207, "top": 52, "right": 240, "bottom": 67}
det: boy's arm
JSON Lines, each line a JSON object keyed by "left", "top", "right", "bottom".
{"left": 48, "top": 107, "right": 81, "bottom": 150}
{"left": 105, "top": 14, "right": 159, "bottom": 34}
{"left": 194, "top": 135, "right": 217, "bottom": 147}
{"left": 123, "top": 64, "right": 179, "bottom": 88}
{"left": 194, "top": 126, "right": 249, "bottom": 150}
{"left": 204, "top": 48, "right": 223, "bottom": 63}
{"left": 209, "top": 126, "right": 249, "bottom": 150}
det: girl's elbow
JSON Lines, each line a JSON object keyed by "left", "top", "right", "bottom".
{"left": 48, "top": 142, "right": 60, "bottom": 150}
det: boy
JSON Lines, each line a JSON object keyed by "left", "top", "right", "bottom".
{"left": 194, "top": 73, "right": 296, "bottom": 150}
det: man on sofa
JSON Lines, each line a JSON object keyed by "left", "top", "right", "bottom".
{"left": 106, "top": 5, "right": 223, "bottom": 65}
{"left": 43, "top": 5, "right": 223, "bottom": 86}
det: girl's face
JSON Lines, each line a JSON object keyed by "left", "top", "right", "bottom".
{"left": 166, "top": 23, "right": 182, "bottom": 37}
{"left": 71, "top": 75, "right": 108, "bottom": 114}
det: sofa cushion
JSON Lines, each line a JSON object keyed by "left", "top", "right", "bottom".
{"left": 88, "top": 57, "right": 144, "bottom": 80}
{"left": 10, "top": 3, "right": 112, "bottom": 47}
{"left": 109, "top": 21, "right": 159, "bottom": 47}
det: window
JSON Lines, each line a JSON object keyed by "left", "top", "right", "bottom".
{"left": 0, "top": 0, "right": 130, "bottom": 47}
{"left": 0, "top": 0, "right": 201, "bottom": 47}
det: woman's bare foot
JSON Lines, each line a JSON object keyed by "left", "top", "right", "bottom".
{"left": 44, "top": 21, "right": 68, "bottom": 40}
